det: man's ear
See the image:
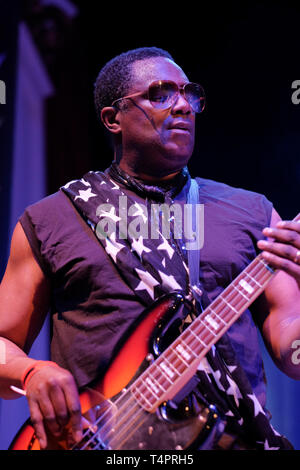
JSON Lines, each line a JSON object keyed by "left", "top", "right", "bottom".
{"left": 101, "top": 107, "right": 121, "bottom": 134}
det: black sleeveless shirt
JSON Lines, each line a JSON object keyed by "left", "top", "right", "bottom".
{"left": 19, "top": 173, "right": 272, "bottom": 408}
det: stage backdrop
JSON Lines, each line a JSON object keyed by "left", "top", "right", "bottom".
{"left": 0, "top": 21, "right": 53, "bottom": 451}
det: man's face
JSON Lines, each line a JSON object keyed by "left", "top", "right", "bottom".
{"left": 116, "top": 57, "right": 196, "bottom": 179}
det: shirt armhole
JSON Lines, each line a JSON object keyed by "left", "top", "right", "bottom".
{"left": 18, "top": 211, "right": 51, "bottom": 277}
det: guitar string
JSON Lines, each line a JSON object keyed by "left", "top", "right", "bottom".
{"left": 74, "top": 257, "right": 274, "bottom": 449}
{"left": 99, "top": 404, "right": 148, "bottom": 450}
{"left": 78, "top": 391, "right": 146, "bottom": 450}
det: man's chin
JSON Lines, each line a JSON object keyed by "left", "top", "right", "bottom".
{"left": 162, "top": 150, "right": 192, "bottom": 169}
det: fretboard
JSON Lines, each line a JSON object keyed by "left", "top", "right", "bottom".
{"left": 130, "top": 253, "right": 276, "bottom": 412}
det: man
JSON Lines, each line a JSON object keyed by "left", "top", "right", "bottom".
{"left": 0, "top": 47, "right": 300, "bottom": 451}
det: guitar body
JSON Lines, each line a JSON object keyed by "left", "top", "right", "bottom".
{"left": 10, "top": 293, "right": 220, "bottom": 451}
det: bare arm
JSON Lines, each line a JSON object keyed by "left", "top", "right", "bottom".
{"left": 0, "top": 221, "right": 51, "bottom": 396}
{"left": 0, "top": 222, "right": 82, "bottom": 448}
{"left": 254, "top": 209, "right": 300, "bottom": 379}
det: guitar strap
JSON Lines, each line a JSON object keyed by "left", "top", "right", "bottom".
{"left": 186, "top": 178, "right": 202, "bottom": 301}
{"left": 186, "top": 177, "right": 209, "bottom": 311}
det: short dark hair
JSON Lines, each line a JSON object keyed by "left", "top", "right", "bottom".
{"left": 94, "top": 47, "right": 174, "bottom": 120}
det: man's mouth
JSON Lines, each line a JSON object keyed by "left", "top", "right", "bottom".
{"left": 168, "top": 121, "right": 192, "bottom": 133}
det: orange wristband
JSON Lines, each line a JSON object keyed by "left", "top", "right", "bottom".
{"left": 21, "top": 361, "right": 60, "bottom": 391}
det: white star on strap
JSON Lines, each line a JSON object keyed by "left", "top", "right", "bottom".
{"left": 105, "top": 232, "right": 124, "bottom": 263}
{"left": 157, "top": 235, "right": 174, "bottom": 259}
{"left": 263, "top": 439, "right": 280, "bottom": 450}
{"left": 79, "top": 178, "right": 91, "bottom": 187}
{"left": 109, "top": 179, "right": 120, "bottom": 191}
{"left": 225, "top": 374, "right": 243, "bottom": 407}
{"left": 131, "top": 236, "right": 151, "bottom": 257}
{"left": 247, "top": 393, "right": 266, "bottom": 417}
{"left": 135, "top": 268, "right": 159, "bottom": 299}
{"left": 75, "top": 187, "right": 97, "bottom": 202}
{"left": 211, "top": 369, "right": 225, "bottom": 392}
{"left": 197, "top": 357, "right": 212, "bottom": 382}
{"left": 158, "top": 270, "right": 182, "bottom": 291}
{"left": 65, "top": 178, "right": 91, "bottom": 189}
{"left": 98, "top": 206, "right": 121, "bottom": 223}
{"left": 270, "top": 424, "right": 281, "bottom": 437}
{"left": 131, "top": 202, "right": 148, "bottom": 223}
{"left": 63, "top": 179, "right": 79, "bottom": 189}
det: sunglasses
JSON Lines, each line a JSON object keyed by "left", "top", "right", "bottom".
{"left": 111, "top": 80, "right": 206, "bottom": 113}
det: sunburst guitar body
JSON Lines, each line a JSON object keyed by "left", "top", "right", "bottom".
{"left": 10, "top": 292, "right": 220, "bottom": 450}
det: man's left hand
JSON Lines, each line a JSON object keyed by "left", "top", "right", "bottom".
{"left": 257, "top": 217, "right": 300, "bottom": 284}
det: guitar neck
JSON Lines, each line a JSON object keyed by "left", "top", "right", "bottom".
{"left": 130, "top": 253, "right": 276, "bottom": 412}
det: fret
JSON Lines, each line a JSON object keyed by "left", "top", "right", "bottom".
{"left": 171, "top": 344, "right": 191, "bottom": 367}
{"left": 219, "top": 294, "right": 239, "bottom": 315}
{"left": 208, "top": 297, "right": 233, "bottom": 323}
{"left": 199, "top": 317, "right": 217, "bottom": 336}
{"left": 213, "top": 302, "right": 240, "bottom": 328}
{"left": 239, "top": 278, "right": 254, "bottom": 294}
{"left": 259, "top": 266, "right": 275, "bottom": 284}
{"left": 245, "top": 264, "right": 273, "bottom": 291}
{"left": 177, "top": 338, "right": 198, "bottom": 361}
{"left": 145, "top": 377, "right": 160, "bottom": 399}
{"left": 201, "top": 316, "right": 219, "bottom": 336}
{"left": 168, "top": 351, "right": 189, "bottom": 375}
{"left": 250, "top": 263, "right": 271, "bottom": 284}
{"left": 206, "top": 291, "right": 244, "bottom": 329}
{"left": 223, "top": 287, "right": 246, "bottom": 311}
{"left": 208, "top": 307, "right": 228, "bottom": 327}
{"left": 189, "top": 327, "right": 209, "bottom": 349}
{"left": 233, "top": 283, "right": 251, "bottom": 301}
{"left": 248, "top": 259, "right": 266, "bottom": 278}
{"left": 190, "top": 322, "right": 215, "bottom": 349}
{"left": 134, "top": 379, "right": 156, "bottom": 401}
{"left": 180, "top": 324, "right": 206, "bottom": 353}
{"left": 258, "top": 257, "right": 275, "bottom": 274}
{"left": 251, "top": 258, "right": 273, "bottom": 280}
{"left": 151, "top": 360, "right": 173, "bottom": 386}
{"left": 179, "top": 331, "right": 202, "bottom": 355}
{"left": 166, "top": 348, "right": 191, "bottom": 375}
{"left": 147, "top": 370, "right": 167, "bottom": 394}
{"left": 244, "top": 271, "right": 262, "bottom": 288}
{"left": 158, "top": 355, "right": 179, "bottom": 379}
{"left": 131, "top": 383, "right": 156, "bottom": 411}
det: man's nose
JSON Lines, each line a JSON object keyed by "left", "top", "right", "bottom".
{"left": 171, "top": 92, "right": 192, "bottom": 114}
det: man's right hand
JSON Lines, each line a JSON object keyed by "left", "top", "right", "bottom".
{"left": 24, "top": 363, "right": 83, "bottom": 449}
